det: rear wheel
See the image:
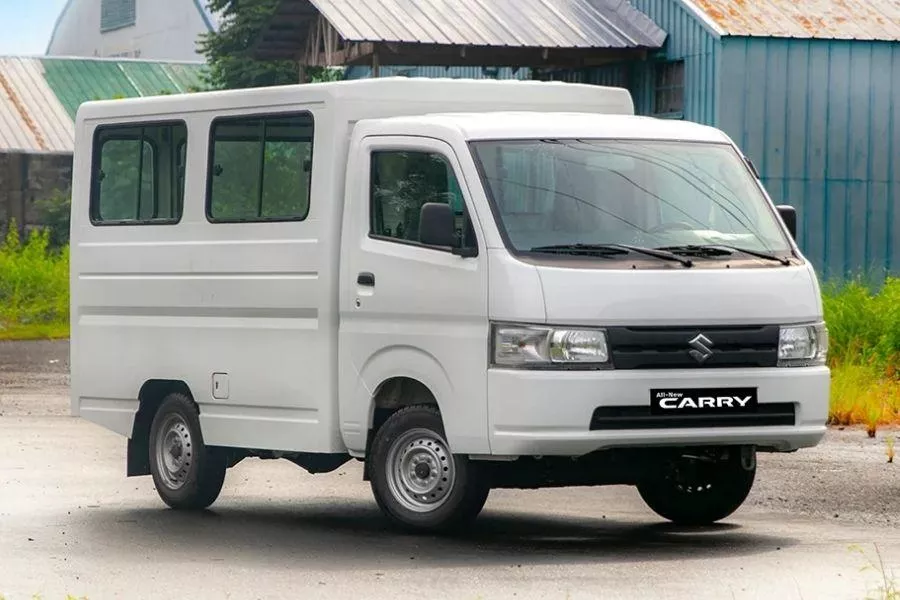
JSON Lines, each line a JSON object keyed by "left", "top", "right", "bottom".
{"left": 369, "top": 405, "right": 489, "bottom": 533}
{"left": 148, "top": 393, "right": 226, "bottom": 510}
{"left": 637, "top": 449, "right": 756, "bottom": 525}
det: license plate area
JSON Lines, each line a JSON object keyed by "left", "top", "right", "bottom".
{"left": 650, "top": 388, "right": 758, "bottom": 416}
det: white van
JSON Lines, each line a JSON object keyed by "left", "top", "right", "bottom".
{"left": 69, "top": 78, "right": 830, "bottom": 532}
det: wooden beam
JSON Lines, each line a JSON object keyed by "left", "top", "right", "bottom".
{"left": 304, "top": 41, "right": 374, "bottom": 67}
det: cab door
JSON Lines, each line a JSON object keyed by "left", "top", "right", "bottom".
{"left": 338, "top": 135, "right": 490, "bottom": 456}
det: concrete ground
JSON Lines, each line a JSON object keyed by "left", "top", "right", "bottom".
{"left": 1, "top": 340, "right": 898, "bottom": 600}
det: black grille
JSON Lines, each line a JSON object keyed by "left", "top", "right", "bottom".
{"left": 590, "top": 403, "right": 796, "bottom": 430}
{"left": 607, "top": 325, "right": 780, "bottom": 370}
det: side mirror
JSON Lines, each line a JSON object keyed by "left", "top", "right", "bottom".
{"left": 419, "top": 203, "right": 477, "bottom": 257}
{"left": 419, "top": 203, "right": 457, "bottom": 248}
{"left": 776, "top": 205, "right": 797, "bottom": 239}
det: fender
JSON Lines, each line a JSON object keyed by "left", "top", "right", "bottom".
{"left": 341, "top": 344, "right": 490, "bottom": 456}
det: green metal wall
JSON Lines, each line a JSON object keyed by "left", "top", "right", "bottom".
{"left": 717, "top": 38, "right": 900, "bottom": 280}
{"left": 628, "top": 0, "right": 720, "bottom": 124}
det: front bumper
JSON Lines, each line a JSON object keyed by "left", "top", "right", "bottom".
{"left": 486, "top": 366, "right": 829, "bottom": 456}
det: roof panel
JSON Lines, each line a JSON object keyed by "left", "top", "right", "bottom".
{"left": 308, "top": 0, "right": 666, "bottom": 47}
{"left": 690, "top": 0, "right": 900, "bottom": 40}
{"left": 496, "top": 0, "right": 575, "bottom": 46}
{"left": 0, "top": 58, "right": 72, "bottom": 153}
{"left": 0, "top": 57, "right": 204, "bottom": 154}
{"left": 387, "top": 0, "right": 455, "bottom": 44}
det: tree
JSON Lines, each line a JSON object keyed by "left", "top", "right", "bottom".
{"left": 198, "top": 0, "right": 342, "bottom": 90}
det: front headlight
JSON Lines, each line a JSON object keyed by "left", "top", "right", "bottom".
{"left": 778, "top": 323, "right": 828, "bottom": 367}
{"left": 493, "top": 324, "right": 610, "bottom": 368}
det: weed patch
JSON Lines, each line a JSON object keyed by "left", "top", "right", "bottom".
{"left": 0, "top": 225, "right": 69, "bottom": 338}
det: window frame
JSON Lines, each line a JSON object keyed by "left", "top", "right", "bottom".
{"left": 653, "top": 60, "right": 686, "bottom": 119}
{"left": 89, "top": 119, "right": 188, "bottom": 227}
{"left": 366, "top": 147, "right": 480, "bottom": 256}
{"left": 205, "top": 110, "right": 315, "bottom": 224}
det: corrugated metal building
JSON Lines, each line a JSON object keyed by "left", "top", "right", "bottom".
{"left": 0, "top": 56, "right": 203, "bottom": 154}
{"left": 613, "top": 0, "right": 900, "bottom": 280}
{"left": 0, "top": 56, "right": 203, "bottom": 234}
{"left": 340, "top": 0, "right": 900, "bottom": 281}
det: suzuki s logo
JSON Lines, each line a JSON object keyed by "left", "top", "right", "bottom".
{"left": 688, "top": 334, "right": 714, "bottom": 364}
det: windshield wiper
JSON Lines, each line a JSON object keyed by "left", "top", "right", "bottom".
{"left": 529, "top": 243, "right": 693, "bottom": 267}
{"left": 608, "top": 243, "right": 694, "bottom": 267}
{"left": 529, "top": 244, "right": 630, "bottom": 258}
{"left": 659, "top": 244, "right": 791, "bottom": 266}
{"left": 531, "top": 243, "right": 693, "bottom": 266}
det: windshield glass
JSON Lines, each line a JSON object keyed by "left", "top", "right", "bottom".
{"left": 470, "top": 139, "right": 792, "bottom": 256}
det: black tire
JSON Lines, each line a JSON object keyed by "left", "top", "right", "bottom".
{"left": 368, "top": 405, "right": 490, "bottom": 533}
{"left": 637, "top": 453, "right": 756, "bottom": 526}
{"left": 148, "top": 392, "right": 226, "bottom": 510}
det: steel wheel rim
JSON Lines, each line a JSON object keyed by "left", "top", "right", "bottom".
{"left": 385, "top": 428, "right": 456, "bottom": 513}
{"left": 155, "top": 413, "right": 193, "bottom": 490}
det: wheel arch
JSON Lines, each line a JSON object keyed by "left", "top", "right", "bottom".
{"left": 370, "top": 376, "right": 440, "bottom": 433}
{"left": 344, "top": 346, "right": 490, "bottom": 458}
{"left": 128, "top": 379, "right": 195, "bottom": 477}
{"left": 360, "top": 344, "right": 453, "bottom": 417}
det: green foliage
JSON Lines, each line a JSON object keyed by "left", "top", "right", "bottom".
{"left": 823, "top": 276, "right": 900, "bottom": 369}
{"left": 0, "top": 223, "right": 69, "bottom": 336}
{"left": 33, "top": 189, "right": 72, "bottom": 248}
{"left": 198, "top": 0, "right": 343, "bottom": 90}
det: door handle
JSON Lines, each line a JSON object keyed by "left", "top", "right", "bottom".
{"left": 357, "top": 272, "right": 375, "bottom": 287}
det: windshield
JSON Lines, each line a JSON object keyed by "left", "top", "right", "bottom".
{"left": 470, "top": 139, "right": 792, "bottom": 257}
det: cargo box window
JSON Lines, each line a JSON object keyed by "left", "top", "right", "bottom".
{"left": 90, "top": 121, "right": 187, "bottom": 225}
{"left": 207, "top": 112, "right": 314, "bottom": 223}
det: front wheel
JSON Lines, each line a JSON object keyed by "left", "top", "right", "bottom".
{"left": 637, "top": 449, "right": 756, "bottom": 526}
{"left": 368, "top": 405, "right": 489, "bottom": 533}
{"left": 148, "top": 392, "right": 227, "bottom": 510}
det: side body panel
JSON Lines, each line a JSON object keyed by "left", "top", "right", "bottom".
{"left": 70, "top": 103, "right": 346, "bottom": 453}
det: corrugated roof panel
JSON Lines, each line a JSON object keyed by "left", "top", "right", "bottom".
{"left": 309, "top": 0, "right": 666, "bottom": 47}
{"left": 43, "top": 59, "right": 141, "bottom": 119}
{"left": 431, "top": 0, "right": 510, "bottom": 45}
{"left": 161, "top": 63, "right": 206, "bottom": 92}
{"left": 0, "top": 57, "right": 204, "bottom": 153}
{"left": 6, "top": 59, "right": 73, "bottom": 152}
{"left": 690, "top": 0, "right": 900, "bottom": 40}
{"left": 119, "top": 62, "right": 185, "bottom": 96}
{"left": 0, "top": 58, "right": 73, "bottom": 153}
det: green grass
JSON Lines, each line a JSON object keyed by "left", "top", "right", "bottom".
{"left": 824, "top": 277, "right": 900, "bottom": 431}
{"left": 0, "top": 226, "right": 69, "bottom": 340}
{"left": 2, "top": 222, "right": 900, "bottom": 430}
{"left": 0, "top": 322, "right": 71, "bottom": 341}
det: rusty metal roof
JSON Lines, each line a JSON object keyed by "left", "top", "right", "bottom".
{"left": 0, "top": 58, "right": 72, "bottom": 154}
{"left": 309, "top": 0, "right": 666, "bottom": 48}
{"left": 0, "top": 57, "right": 203, "bottom": 154}
{"left": 686, "top": 0, "right": 900, "bottom": 40}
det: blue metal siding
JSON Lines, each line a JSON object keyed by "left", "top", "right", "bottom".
{"left": 718, "top": 37, "right": 900, "bottom": 280}
{"left": 627, "top": 0, "right": 720, "bottom": 123}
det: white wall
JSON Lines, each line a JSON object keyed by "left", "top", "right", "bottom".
{"left": 47, "top": 0, "right": 218, "bottom": 61}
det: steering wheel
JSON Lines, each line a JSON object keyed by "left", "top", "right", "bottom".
{"left": 648, "top": 221, "right": 695, "bottom": 234}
